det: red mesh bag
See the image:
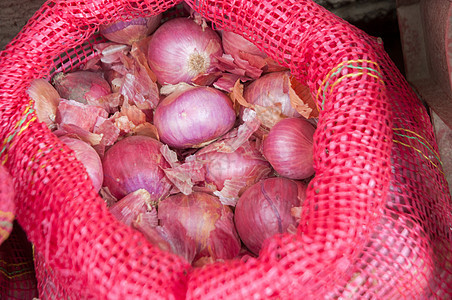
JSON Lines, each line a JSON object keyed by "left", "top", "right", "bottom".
{"left": 0, "top": 0, "right": 451, "bottom": 298}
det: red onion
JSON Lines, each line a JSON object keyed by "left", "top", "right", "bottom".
{"left": 158, "top": 192, "right": 241, "bottom": 263}
{"left": 196, "top": 141, "right": 272, "bottom": 205}
{"left": 263, "top": 117, "right": 315, "bottom": 180}
{"left": 100, "top": 14, "right": 162, "bottom": 45}
{"left": 244, "top": 71, "right": 300, "bottom": 129}
{"left": 102, "top": 135, "right": 173, "bottom": 201}
{"left": 234, "top": 177, "right": 307, "bottom": 255}
{"left": 52, "top": 71, "right": 111, "bottom": 105}
{"left": 154, "top": 86, "right": 236, "bottom": 149}
{"left": 147, "top": 17, "right": 223, "bottom": 85}
{"left": 27, "top": 79, "right": 60, "bottom": 129}
{"left": 59, "top": 136, "right": 103, "bottom": 192}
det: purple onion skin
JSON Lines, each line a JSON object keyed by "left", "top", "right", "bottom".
{"left": 263, "top": 117, "right": 315, "bottom": 180}
{"left": 222, "top": 30, "right": 267, "bottom": 58}
{"left": 154, "top": 86, "right": 236, "bottom": 149}
{"left": 244, "top": 71, "right": 300, "bottom": 118}
{"left": 147, "top": 17, "right": 223, "bottom": 85}
{"left": 102, "top": 135, "right": 172, "bottom": 200}
{"left": 100, "top": 14, "right": 162, "bottom": 45}
{"left": 59, "top": 136, "right": 103, "bottom": 192}
{"left": 234, "top": 177, "right": 307, "bottom": 255}
{"left": 158, "top": 192, "right": 241, "bottom": 262}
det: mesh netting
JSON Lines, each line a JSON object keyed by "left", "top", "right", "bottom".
{"left": 0, "top": 0, "right": 451, "bottom": 298}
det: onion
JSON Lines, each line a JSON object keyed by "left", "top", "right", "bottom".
{"left": 234, "top": 177, "right": 307, "bottom": 255}
{"left": 52, "top": 71, "right": 112, "bottom": 105}
{"left": 245, "top": 71, "right": 300, "bottom": 117}
{"left": 102, "top": 135, "right": 173, "bottom": 201}
{"left": 263, "top": 117, "right": 315, "bottom": 180}
{"left": 100, "top": 14, "right": 162, "bottom": 45}
{"left": 59, "top": 136, "right": 103, "bottom": 192}
{"left": 222, "top": 30, "right": 267, "bottom": 58}
{"left": 147, "top": 17, "right": 223, "bottom": 85}
{"left": 154, "top": 86, "right": 236, "bottom": 149}
{"left": 196, "top": 140, "right": 272, "bottom": 205}
{"left": 27, "top": 79, "right": 60, "bottom": 129}
{"left": 158, "top": 192, "right": 241, "bottom": 263}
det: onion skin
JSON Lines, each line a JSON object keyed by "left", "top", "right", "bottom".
{"left": 222, "top": 30, "right": 267, "bottom": 58}
{"left": 244, "top": 71, "right": 300, "bottom": 118}
{"left": 147, "top": 17, "right": 223, "bottom": 85}
{"left": 59, "top": 136, "right": 103, "bottom": 192}
{"left": 263, "top": 117, "right": 315, "bottom": 180}
{"left": 234, "top": 177, "right": 307, "bottom": 255}
{"left": 52, "top": 71, "right": 111, "bottom": 105}
{"left": 102, "top": 135, "right": 172, "bottom": 201}
{"left": 197, "top": 141, "right": 272, "bottom": 191}
{"left": 100, "top": 14, "right": 162, "bottom": 45}
{"left": 154, "top": 86, "right": 236, "bottom": 149}
{"left": 158, "top": 192, "right": 241, "bottom": 263}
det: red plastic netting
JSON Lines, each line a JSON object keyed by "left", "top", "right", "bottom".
{"left": 0, "top": 0, "right": 451, "bottom": 298}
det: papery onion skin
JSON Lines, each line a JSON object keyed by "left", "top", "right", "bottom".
{"left": 222, "top": 30, "right": 267, "bottom": 58}
{"left": 158, "top": 192, "right": 241, "bottom": 262}
{"left": 263, "top": 117, "right": 315, "bottom": 180}
{"left": 197, "top": 141, "right": 272, "bottom": 191}
{"left": 244, "top": 71, "right": 300, "bottom": 118}
{"left": 154, "top": 86, "right": 236, "bottom": 149}
{"left": 52, "top": 71, "right": 112, "bottom": 105}
{"left": 234, "top": 177, "right": 307, "bottom": 255}
{"left": 102, "top": 135, "right": 172, "bottom": 200}
{"left": 147, "top": 17, "right": 223, "bottom": 85}
{"left": 100, "top": 14, "right": 162, "bottom": 45}
{"left": 59, "top": 136, "right": 104, "bottom": 192}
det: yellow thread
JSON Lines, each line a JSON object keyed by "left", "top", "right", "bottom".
{"left": 0, "top": 260, "right": 31, "bottom": 267}
{"left": 328, "top": 72, "right": 385, "bottom": 95}
{"left": 317, "top": 59, "right": 381, "bottom": 99}
{"left": 393, "top": 128, "right": 440, "bottom": 158}
{"left": 17, "top": 116, "right": 36, "bottom": 136}
{"left": 1, "top": 154, "right": 8, "bottom": 166}
{"left": 0, "top": 211, "right": 14, "bottom": 218}
{"left": 392, "top": 139, "right": 445, "bottom": 176}
{"left": 0, "top": 269, "right": 35, "bottom": 279}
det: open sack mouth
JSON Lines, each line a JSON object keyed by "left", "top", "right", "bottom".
{"left": 0, "top": 1, "right": 451, "bottom": 299}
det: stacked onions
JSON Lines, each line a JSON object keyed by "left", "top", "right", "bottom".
{"left": 29, "top": 9, "right": 318, "bottom": 267}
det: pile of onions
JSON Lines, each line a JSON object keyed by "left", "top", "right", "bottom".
{"left": 158, "top": 192, "right": 241, "bottom": 264}
{"left": 154, "top": 86, "right": 236, "bottom": 149}
{"left": 263, "top": 117, "right": 315, "bottom": 180}
{"left": 27, "top": 9, "right": 320, "bottom": 267}
{"left": 100, "top": 14, "right": 162, "bottom": 45}
{"left": 147, "top": 17, "right": 223, "bottom": 85}
{"left": 102, "top": 135, "right": 172, "bottom": 201}
{"left": 234, "top": 177, "right": 307, "bottom": 255}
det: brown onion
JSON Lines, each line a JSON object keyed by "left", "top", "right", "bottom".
{"left": 158, "top": 192, "right": 241, "bottom": 263}
{"left": 100, "top": 14, "right": 162, "bottom": 45}
{"left": 234, "top": 177, "right": 307, "bottom": 255}
{"left": 102, "top": 135, "right": 173, "bottom": 201}
{"left": 263, "top": 117, "right": 315, "bottom": 180}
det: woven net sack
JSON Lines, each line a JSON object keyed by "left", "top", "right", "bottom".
{"left": 0, "top": 0, "right": 451, "bottom": 298}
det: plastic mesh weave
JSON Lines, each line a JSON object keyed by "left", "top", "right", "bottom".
{"left": 0, "top": 0, "right": 451, "bottom": 298}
